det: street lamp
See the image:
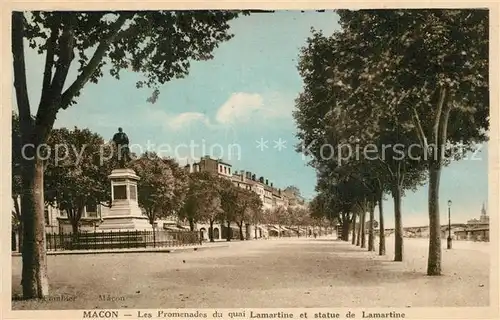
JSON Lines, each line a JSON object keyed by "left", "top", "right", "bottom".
{"left": 447, "top": 200, "right": 452, "bottom": 249}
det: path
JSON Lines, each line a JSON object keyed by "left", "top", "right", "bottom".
{"left": 11, "top": 237, "right": 489, "bottom": 309}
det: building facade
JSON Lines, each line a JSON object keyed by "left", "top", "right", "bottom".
{"left": 186, "top": 156, "right": 297, "bottom": 241}
{"left": 12, "top": 155, "right": 303, "bottom": 245}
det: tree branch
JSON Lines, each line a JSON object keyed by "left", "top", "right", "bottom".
{"left": 76, "top": 204, "right": 84, "bottom": 221}
{"left": 34, "top": 15, "right": 76, "bottom": 143}
{"left": 60, "top": 13, "right": 132, "bottom": 110}
{"left": 376, "top": 156, "right": 394, "bottom": 177}
{"left": 399, "top": 161, "right": 406, "bottom": 189}
{"left": 411, "top": 106, "right": 428, "bottom": 150}
{"left": 432, "top": 87, "right": 447, "bottom": 147}
{"left": 66, "top": 207, "right": 76, "bottom": 224}
{"left": 437, "top": 95, "right": 453, "bottom": 165}
{"left": 12, "top": 12, "right": 33, "bottom": 129}
{"left": 38, "top": 23, "right": 58, "bottom": 109}
{"left": 48, "top": 17, "right": 75, "bottom": 98}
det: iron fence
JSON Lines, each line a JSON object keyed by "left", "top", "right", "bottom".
{"left": 46, "top": 230, "right": 200, "bottom": 251}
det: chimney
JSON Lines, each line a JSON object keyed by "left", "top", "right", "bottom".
{"left": 265, "top": 179, "right": 268, "bottom": 185}
{"left": 259, "top": 176, "right": 264, "bottom": 183}
{"left": 271, "top": 182, "right": 273, "bottom": 187}
{"left": 252, "top": 174, "right": 256, "bottom": 181}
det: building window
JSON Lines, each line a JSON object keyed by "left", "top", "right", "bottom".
{"left": 224, "top": 167, "right": 227, "bottom": 174}
{"left": 228, "top": 168, "right": 231, "bottom": 174}
{"left": 219, "top": 165, "right": 223, "bottom": 172}
{"left": 86, "top": 202, "right": 98, "bottom": 218}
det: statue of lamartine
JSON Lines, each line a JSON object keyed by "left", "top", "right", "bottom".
{"left": 112, "top": 127, "right": 130, "bottom": 168}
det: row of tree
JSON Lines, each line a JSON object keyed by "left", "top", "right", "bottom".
{"left": 294, "top": 10, "right": 488, "bottom": 276}
{"left": 12, "top": 120, "right": 320, "bottom": 245}
{"left": 12, "top": 10, "right": 253, "bottom": 299}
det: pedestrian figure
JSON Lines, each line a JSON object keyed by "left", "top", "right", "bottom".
{"left": 314, "top": 232, "right": 317, "bottom": 239}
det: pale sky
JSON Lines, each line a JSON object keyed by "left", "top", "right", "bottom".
{"left": 15, "top": 10, "right": 489, "bottom": 228}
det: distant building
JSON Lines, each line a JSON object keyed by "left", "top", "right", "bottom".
{"left": 186, "top": 155, "right": 233, "bottom": 179}
{"left": 467, "top": 203, "right": 489, "bottom": 227}
{"left": 383, "top": 203, "right": 490, "bottom": 242}
{"left": 12, "top": 155, "right": 303, "bottom": 246}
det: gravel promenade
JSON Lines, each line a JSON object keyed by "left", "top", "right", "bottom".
{"left": 11, "top": 236, "right": 490, "bottom": 310}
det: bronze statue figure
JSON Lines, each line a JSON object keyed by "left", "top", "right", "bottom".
{"left": 112, "top": 127, "right": 130, "bottom": 168}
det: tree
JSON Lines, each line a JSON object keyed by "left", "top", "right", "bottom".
{"left": 162, "top": 158, "right": 189, "bottom": 219}
{"left": 44, "top": 127, "right": 110, "bottom": 234}
{"left": 243, "top": 190, "right": 263, "bottom": 240}
{"left": 12, "top": 113, "right": 23, "bottom": 251}
{"left": 274, "top": 205, "right": 290, "bottom": 237}
{"left": 335, "top": 9, "right": 489, "bottom": 274}
{"left": 182, "top": 171, "right": 223, "bottom": 241}
{"left": 219, "top": 178, "right": 239, "bottom": 241}
{"left": 248, "top": 199, "right": 265, "bottom": 239}
{"left": 310, "top": 179, "right": 355, "bottom": 242}
{"left": 295, "top": 20, "right": 429, "bottom": 262}
{"left": 13, "top": 10, "right": 246, "bottom": 298}
{"left": 232, "top": 189, "right": 262, "bottom": 240}
{"left": 288, "top": 206, "right": 310, "bottom": 237}
{"left": 131, "top": 152, "right": 180, "bottom": 245}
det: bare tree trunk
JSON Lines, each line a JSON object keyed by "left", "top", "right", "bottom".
{"left": 341, "top": 220, "right": 349, "bottom": 241}
{"left": 427, "top": 162, "right": 442, "bottom": 275}
{"left": 18, "top": 223, "right": 24, "bottom": 253}
{"left": 368, "top": 202, "right": 375, "bottom": 251}
{"left": 378, "top": 192, "right": 386, "bottom": 256}
{"left": 189, "top": 219, "right": 195, "bottom": 231}
{"left": 226, "top": 221, "right": 231, "bottom": 242}
{"left": 209, "top": 220, "right": 214, "bottom": 242}
{"left": 351, "top": 213, "right": 357, "bottom": 245}
{"left": 13, "top": 11, "right": 50, "bottom": 299}
{"left": 71, "top": 222, "right": 79, "bottom": 235}
{"left": 238, "top": 222, "right": 244, "bottom": 240}
{"left": 356, "top": 212, "right": 362, "bottom": 246}
{"left": 360, "top": 210, "right": 366, "bottom": 249}
{"left": 21, "top": 158, "right": 49, "bottom": 298}
{"left": 152, "top": 225, "right": 156, "bottom": 248}
{"left": 392, "top": 186, "right": 404, "bottom": 262}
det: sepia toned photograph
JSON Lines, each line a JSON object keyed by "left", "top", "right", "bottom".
{"left": 5, "top": 4, "right": 497, "bottom": 319}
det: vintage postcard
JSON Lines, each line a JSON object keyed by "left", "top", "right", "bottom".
{"left": 2, "top": 1, "right": 499, "bottom": 320}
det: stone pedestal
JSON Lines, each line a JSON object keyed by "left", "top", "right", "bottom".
{"left": 98, "top": 168, "right": 151, "bottom": 231}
